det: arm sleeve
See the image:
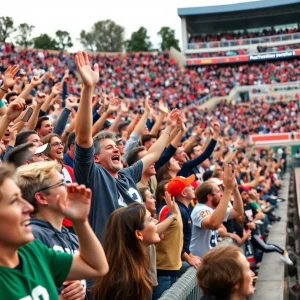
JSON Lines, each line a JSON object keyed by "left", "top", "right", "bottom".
{"left": 35, "top": 240, "right": 73, "bottom": 287}
{"left": 62, "top": 81, "right": 68, "bottom": 102}
{"left": 122, "top": 131, "right": 140, "bottom": 163}
{"left": 74, "top": 143, "right": 96, "bottom": 186}
{"left": 53, "top": 108, "right": 71, "bottom": 136}
{"left": 38, "top": 109, "right": 47, "bottom": 117}
{"left": 192, "top": 209, "right": 212, "bottom": 228}
{"left": 155, "top": 144, "right": 177, "bottom": 171}
{"left": 180, "top": 139, "right": 217, "bottom": 170}
{"left": 93, "top": 111, "right": 100, "bottom": 124}
{"left": 3, "top": 145, "right": 13, "bottom": 161}
{"left": 121, "top": 160, "right": 143, "bottom": 184}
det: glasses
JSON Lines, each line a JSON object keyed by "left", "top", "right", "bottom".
{"left": 36, "top": 180, "right": 65, "bottom": 193}
{"left": 50, "top": 142, "right": 64, "bottom": 147}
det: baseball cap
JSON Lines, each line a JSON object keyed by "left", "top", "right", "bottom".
{"left": 167, "top": 174, "right": 195, "bottom": 197}
{"left": 238, "top": 185, "right": 252, "bottom": 193}
{"left": 34, "top": 143, "right": 50, "bottom": 156}
{"left": 209, "top": 177, "right": 223, "bottom": 186}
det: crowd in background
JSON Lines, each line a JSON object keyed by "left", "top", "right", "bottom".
{"left": 189, "top": 27, "right": 300, "bottom": 44}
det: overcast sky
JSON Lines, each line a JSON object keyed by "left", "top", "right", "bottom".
{"left": 1, "top": 0, "right": 258, "bottom": 51}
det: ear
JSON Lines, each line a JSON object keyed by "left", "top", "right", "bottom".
{"left": 34, "top": 192, "right": 48, "bottom": 206}
{"left": 181, "top": 189, "right": 187, "bottom": 198}
{"left": 94, "top": 155, "right": 100, "bottom": 164}
{"left": 135, "top": 230, "right": 143, "bottom": 242}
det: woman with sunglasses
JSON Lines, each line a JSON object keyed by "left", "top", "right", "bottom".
{"left": 0, "top": 162, "right": 108, "bottom": 299}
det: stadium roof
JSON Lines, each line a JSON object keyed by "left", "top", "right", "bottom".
{"left": 178, "top": 0, "right": 300, "bottom": 16}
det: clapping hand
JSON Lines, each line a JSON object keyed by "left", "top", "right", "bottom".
{"left": 35, "top": 92, "right": 47, "bottom": 106}
{"left": 223, "top": 164, "right": 235, "bottom": 192}
{"left": 57, "top": 183, "right": 91, "bottom": 223}
{"left": 65, "top": 97, "right": 79, "bottom": 110}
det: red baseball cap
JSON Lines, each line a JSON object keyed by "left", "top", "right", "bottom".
{"left": 238, "top": 185, "right": 252, "bottom": 193}
{"left": 167, "top": 175, "right": 196, "bottom": 197}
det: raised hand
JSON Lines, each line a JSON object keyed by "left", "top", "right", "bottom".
{"left": 5, "top": 97, "right": 26, "bottom": 121}
{"left": 107, "top": 97, "right": 120, "bottom": 114}
{"left": 65, "top": 97, "right": 79, "bottom": 110}
{"left": 223, "top": 164, "right": 235, "bottom": 192}
{"left": 75, "top": 51, "right": 99, "bottom": 88}
{"left": 35, "top": 92, "right": 47, "bottom": 106}
{"left": 177, "top": 116, "right": 186, "bottom": 132}
{"left": 51, "top": 82, "right": 62, "bottom": 97}
{"left": 164, "top": 191, "right": 178, "bottom": 218}
{"left": 166, "top": 109, "right": 179, "bottom": 128}
{"left": 30, "top": 71, "right": 47, "bottom": 87}
{"left": 158, "top": 99, "right": 169, "bottom": 114}
{"left": 57, "top": 183, "right": 91, "bottom": 223}
{"left": 212, "top": 122, "right": 221, "bottom": 134}
{"left": 144, "top": 96, "right": 152, "bottom": 116}
{"left": 2, "top": 65, "right": 20, "bottom": 88}
{"left": 120, "top": 101, "right": 129, "bottom": 116}
{"left": 9, "top": 122, "right": 19, "bottom": 143}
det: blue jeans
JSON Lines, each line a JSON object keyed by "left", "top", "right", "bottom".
{"left": 152, "top": 276, "right": 177, "bottom": 300}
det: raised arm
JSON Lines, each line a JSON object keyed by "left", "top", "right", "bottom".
{"left": 0, "top": 98, "right": 26, "bottom": 140}
{"left": 201, "top": 164, "right": 235, "bottom": 230}
{"left": 141, "top": 109, "right": 179, "bottom": 172}
{"left": 0, "top": 65, "right": 20, "bottom": 115}
{"left": 150, "top": 100, "right": 168, "bottom": 135}
{"left": 27, "top": 92, "right": 46, "bottom": 130}
{"left": 75, "top": 52, "right": 99, "bottom": 148}
{"left": 57, "top": 184, "right": 108, "bottom": 280}
{"left": 41, "top": 83, "right": 62, "bottom": 113}
{"left": 109, "top": 99, "right": 127, "bottom": 133}
{"left": 19, "top": 72, "right": 47, "bottom": 100}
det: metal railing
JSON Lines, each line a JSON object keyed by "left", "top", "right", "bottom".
{"left": 188, "top": 32, "right": 300, "bottom": 50}
{"left": 158, "top": 267, "right": 201, "bottom": 300}
{"left": 159, "top": 238, "right": 234, "bottom": 300}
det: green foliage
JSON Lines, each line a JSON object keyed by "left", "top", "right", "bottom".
{"left": 158, "top": 27, "right": 180, "bottom": 51}
{"left": 0, "top": 16, "right": 16, "bottom": 43}
{"left": 16, "top": 23, "right": 35, "bottom": 48}
{"left": 125, "top": 27, "right": 152, "bottom": 52}
{"left": 79, "top": 20, "right": 124, "bottom": 52}
{"left": 55, "top": 30, "right": 73, "bottom": 50}
{"left": 33, "top": 34, "right": 58, "bottom": 50}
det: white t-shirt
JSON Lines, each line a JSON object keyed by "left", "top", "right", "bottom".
{"left": 190, "top": 203, "right": 230, "bottom": 257}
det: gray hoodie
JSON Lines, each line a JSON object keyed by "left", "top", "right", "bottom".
{"left": 30, "top": 218, "right": 86, "bottom": 295}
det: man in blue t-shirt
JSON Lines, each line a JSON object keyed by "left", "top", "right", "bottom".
{"left": 73, "top": 51, "right": 179, "bottom": 241}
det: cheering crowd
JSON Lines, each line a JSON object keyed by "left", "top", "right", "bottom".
{"left": 0, "top": 48, "right": 295, "bottom": 300}
{"left": 188, "top": 27, "right": 300, "bottom": 46}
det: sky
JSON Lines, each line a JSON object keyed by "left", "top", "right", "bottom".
{"left": 1, "top": 0, "right": 258, "bottom": 51}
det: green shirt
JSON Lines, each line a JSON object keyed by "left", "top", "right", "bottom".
{"left": 0, "top": 239, "right": 73, "bottom": 300}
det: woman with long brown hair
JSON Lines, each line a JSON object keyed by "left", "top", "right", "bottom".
{"left": 92, "top": 202, "right": 160, "bottom": 300}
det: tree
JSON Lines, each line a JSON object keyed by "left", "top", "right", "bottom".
{"left": 158, "top": 27, "right": 180, "bottom": 51}
{"left": 16, "top": 23, "right": 35, "bottom": 48}
{"left": 125, "top": 27, "right": 152, "bottom": 52}
{"left": 79, "top": 20, "right": 124, "bottom": 52}
{"left": 33, "top": 34, "right": 58, "bottom": 50}
{"left": 0, "top": 16, "right": 16, "bottom": 43}
{"left": 55, "top": 30, "right": 73, "bottom": 50}
{"left": 79, "top": 30, "right": 96, "bottom": 52}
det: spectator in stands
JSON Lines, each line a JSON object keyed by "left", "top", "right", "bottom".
{"left": 190, "top": 164, "right": 244, "bottom": 257}
{"left": 92, "top": 203, "right": 160, "bottom": 300}
{"left": 240, "top": 185, "right": 293, "bottom": 265}
{"left": 167, "top": 175, "right": 202, "bottom": 270}
{"left": 15, "top": 161, "right": 86, "bottom": 299}
{"left": 63, "top": 132, "right": 75, "bottom": 168}
{"left": 0, "top": 163, "right": 108, "bottom": 298}
{"left": 74, "top": 51, "right": 179, "bottom": 241}
{"left": 197, "top": 245, "right": 255, "bottom": 300}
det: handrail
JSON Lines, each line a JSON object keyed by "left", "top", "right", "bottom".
{"left": 188, "top": 32, "right": 300, "bottom": 50}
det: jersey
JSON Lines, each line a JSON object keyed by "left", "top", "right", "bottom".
{"left": 0, "top": 239, "right": 73, "bottom": 300}
{"left": 190, "top": 203, "right": 230, "bottom": 257}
